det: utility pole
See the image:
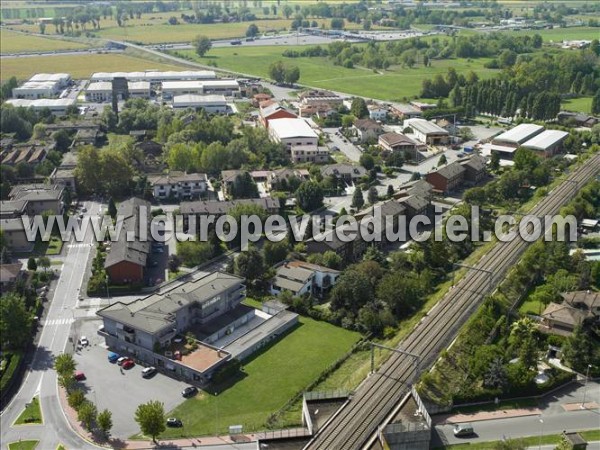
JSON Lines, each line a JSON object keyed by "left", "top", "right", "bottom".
{"left": 580, "top": 364, "right": 592, "bottom": 409}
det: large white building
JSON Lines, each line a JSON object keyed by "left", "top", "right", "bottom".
{"left": 521, "top": 129, "right": 569, "bottom": 157}
{"left": 172, "top": 94, "right": 228, "bottom": 113}
{"left": 403, "top": 118, "right": 449, "bottom": 145}
{"left": 85, "top": 81, "right": 151, "bottom": 102}
{"left": 5, "top": 98, "right": 76, "bottom": 116}
{"left": 162, "top": 81, "right": 204, "bottom": 98}
{"left": 488, "top": 123, "right": 546, "bottom": 159}
{"left": 89, "top": 70, "right": 216, "bottom": 82}
{"left": 201, "top": 79, "right": 240, "bottom": 96}
{"left": 268, "top": 118, "right": 319, "bottom": 148}
{"left": 12, "top": 73, "right": 71, "bottom": 99}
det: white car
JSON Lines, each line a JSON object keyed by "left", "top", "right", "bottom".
{"left": 79, "top": 336, "right": 89, "bottom": 347}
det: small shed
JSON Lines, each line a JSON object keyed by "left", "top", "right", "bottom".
{"left": 562, "top": 431, "right": 587, "bottom": 449}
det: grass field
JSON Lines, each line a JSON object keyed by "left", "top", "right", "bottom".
{"left": 519, "top": 297, "right": 545, "bottom": 315}
{"left": 176, "top": 45, "right": 499, "bottom": 101}
{"left": 14, "top": 397, "right": 43, "bottom": 425}
{"left": 561, "top": 96, "right": 594, "bottom": 114}
{"left": 7, "top": 441, "right": 38, "bottom": 450}
{"left": 0, "top": 30, "right": 89, "bottom": 54}
{"left": 156, "top": 315, "right": 360, "bottom": 437}
{"left": 506, "top": 26, "right": 600, "bottom": 41}
{"left": 0, "top": 53, "right": 186, "bottom": 81}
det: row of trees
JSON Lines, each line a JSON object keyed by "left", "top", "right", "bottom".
{"left": 268, "top": 61, "right": 301, "bottom": 85}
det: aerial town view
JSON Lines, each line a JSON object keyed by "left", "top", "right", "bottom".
{"left": 0, "top": 1, "right": 599, "bottom": 450}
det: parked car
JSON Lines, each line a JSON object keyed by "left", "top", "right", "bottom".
{"left": 108, "top": 352, "right": 120, "bottom": 363}
{"left": 453, "top": 423, "right": 474, "bottom": 437}
{"left": 142, "top": 367, "right": 157, "bottom": 378}
{"left": 117, "top": 356, "right": 130, "bottom": 366}
{"left": 122, "top": 359, "right": 135, "bottom": 370}
{"left": 79, "top": 336, "right": 89, "bottom": 347}
{"left": 74, "top": 371, "right": 86, "bottom": 381}
{"left": 181, "top": 386, "right": 198, "bottom": 398}
{"left": 166, "top": 418, "right": 183, "bottom": 427}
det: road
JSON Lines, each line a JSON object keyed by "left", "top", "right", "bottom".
{"left": 0, "top": 201, "right": 101, "bottom": 450}
{"left": 434, "top": 381, "right": 600, "bottom": 447}
{"left": 304, "top": 154, "right": 600, "bottom": 450}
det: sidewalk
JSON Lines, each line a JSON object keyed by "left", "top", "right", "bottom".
{"left": 433, "top": 407, "right": 543, "bottom": 425}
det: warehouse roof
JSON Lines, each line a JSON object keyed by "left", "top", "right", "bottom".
{"left": 521, "top": 130, "right": 569, "bottom": 151}
{"left": 404, "top": 118, "right": 449, "bottom": 135}
{"left": 162, "top": 81, "right": 204, "bottom": 90}
{"left": 128, "top": 81, "right": 151, "bottom": 91}
{"left": 269, "top": 118, "right": 318, "bottom": 140}
{"left": 5, "top": 98, "right": 76, "bottom": 108}
{"left": 29, "top": 73, "right": 70, "bottom": 82}
{"left": 90, "top": 70, "right": 216, "bottom": 81}
{"left": 493, "top": 123, "right": 544, "bottom": 144}
{"left": 86, "top": 81, "right": 112, "bottom": 92}
{"left": 172, "top": 94, "right": 227, "bottom": 106}
{"left": 201, "top": 79, "right": 240, "bottom": 88}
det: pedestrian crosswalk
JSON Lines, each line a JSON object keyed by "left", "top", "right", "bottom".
{"left": 69, "top": 243, "right": 93, "bottom": 249}
{"left": 44, "top": 318, "right": 74, "bottom": 326}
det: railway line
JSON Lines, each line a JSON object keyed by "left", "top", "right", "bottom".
{"left": 304, "top": 152, "right": 600, "bottom": 450}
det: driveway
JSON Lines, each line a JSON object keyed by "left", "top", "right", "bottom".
{"left": 323, "top": 128, "right": 362, "bottom": 162}
{"left": 73, "top": 319, "right": 190, "bottom": 438}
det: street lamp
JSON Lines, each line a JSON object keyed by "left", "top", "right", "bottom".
{"left": 214, "top": 392, "right": 218, "bottom": 437}
{"left": 580, "top": 364, "right": 592, "bottom": 409}
{"left": 538, "top": 416, "right": 543, "bottom": 450}
{"left": 105, "top": 275, "right": 110, "bottom": 303}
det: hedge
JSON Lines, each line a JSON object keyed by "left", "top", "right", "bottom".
{"left": 0, "top": 352, "right": 23, "bottom": 396}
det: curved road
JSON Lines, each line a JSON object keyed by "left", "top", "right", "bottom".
{"left": 0, "top": 202, "right": 101, "bottom": 450}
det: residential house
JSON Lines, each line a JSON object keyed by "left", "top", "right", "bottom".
{"left": 104, "top": 198, "right": 151, "bottom": 285}
{"left": 260, "top": 103, "right": 297, "bottom": 128}
{"left": 562, "top": 290, "right": 600, "bottom": 322}
{"left": 220, "top": 169, "right": 246, "bottom": 198}
{"left": 368, "top": 104, "right": 387, "bottom": 121}
{"left": 252, "top": 92, "right": 272, "bottom": 107}
{"left": 148, "top": 172, "right": 208, "bottom": 200}
{"left": 425, "top": 161, "right": 466, "bottom": 193}
{"left": 267, "top": 168, "right": 310, "bottom": 191}
{"left": 0, "top": 218, "right": 33, "bottom": 253}
{"left": 398, "top": 194, "right": 429, "bottom": 219}
{"left": 0, "top": 200, "right": 27, "bottom": 220}
{"left": 49, "top": 168, "right": 77, "bottom": 195}
{"left": 290, "top": 145, "right": 330, "bottom": 164}
{"left": 389, "top": 103, "right": 422, "bottom": 120}
{"left": 459, "top": 154, "right": 487, "bottom": 184}
{"left": 320, "top": 164, "right": 367, "bottom": 183}
{"left": 0, "top": 263, "right": 25, "bottom": 291}
{"left": 540, "top": 302, "right": 587, "bottom": 336}
{"left": 557, "top": 111, "right": 598, "bottom": 128}
{"left": 270, "top": 260, "right": 340, "bottom": 298}
{"left": 378, "top": 132, "right": 418, "bottom": 159}
{"left": 353, "top": 118, "right": 383, "bottom": 143}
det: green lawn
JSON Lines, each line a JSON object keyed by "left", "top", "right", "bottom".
{"left": 175, "top": 45, "right": 499, "bottom": 101}
{"left": 561, "top": 96, "right": 594, "bottom": 114}
{"left": 156, "top": 316, "right": 360, "bottom": 437}
{"left": 14, "top": 397, "right": 43, "bottom": 425}
{"left": 46, "top": 236, "right": 64, "bottom": 256}
{"left": 0, "top": 29, "right": 88, "bottom": 54}
{"left": 438, "top": 429, "right": 600, "bottom": 449}
{"left": 0, "top": 52, "right": 186, "bottom": 81}
{"left": 7, "top": 441, "right": 39, "bottom": 450}
{"left": 56, "top": 446, "right": 65, "bottom": 450}
{"left": 519, "top": 297, "right": 545, "bottom": 315}
{"left": 505, "top": 26, "right": 600, "bottom": 42}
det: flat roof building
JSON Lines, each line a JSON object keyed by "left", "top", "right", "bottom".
{"left": 172, "top": 94, "right": 228, "bottom": 113}
{"left": 403, "top": 118, "right": 449, "bottom": 145}
{"left": 268, "top": 118, "right": 319, "bottom": 148}
{"left": 90, "top": 70, "right": 216, "bottom": 82}
{"left": 492, "top": 123, "right": 544, "bottom": 148}
{"left": 162, "top": 81, "right": 204, "bottom": 97}
{"left": 201, "top": 79, "right": 240, "bottom": 96}
{"left": 4, "top": 98, "right": 76, "bottom": 116}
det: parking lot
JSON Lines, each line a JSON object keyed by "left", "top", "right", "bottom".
{"left": 72, "top": 318, "right": 191, "bottom": 438}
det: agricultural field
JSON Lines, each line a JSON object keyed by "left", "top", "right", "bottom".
{"left": 0, "top": 29, "right": 89, "bottom": 53}
{"left": 158, "top": 315, "right": 360, "bottom": 437}
{"left": 561, "top": 96, "right": 594, "bottom": 114}
{"left": 506, "top": 26, "right": 600, "bottom": 42}
{"left": 175, "top": 45, "right": 499, "bottom": 101}
{"left": 0, "top": 53, "right": 185, "bottom": 81}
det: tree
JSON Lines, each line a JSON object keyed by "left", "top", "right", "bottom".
{"left": 107, "top": 197, "right": 117, "bottom": 219}
{"left": 352, "top": 186, "right": 364, "bottom": 209}
{"left": 54, "top": 353, "right": 76, "bottom": 378}
{"left": 68, "top": 389, "right": 86, "bottom": 410}
{"left": 592, "top": 89, "right": 600, "bottom": 115}
{"left": 282, "top": 5, "right": 293, "bottom": 18}
{"left": 518, "top": 336, "right": 538, "bottom": 370}
{"left": 38, "top": 256, "right": 51, "bottom": 272}
{"left": 246, "top": 23, "right": 259, "bottom": 37}
{"left": 78, "top": 401, "right": 97, "bottom": 431}
{"left": 490, "top": 151, "right": 500, "bottom": 171}
{"left": 97, "top": 409, "right": 113, "bottom": 437}
{"left": 284, "top": 65, "right": 300, "bottom": 85}
{"left": 437, "top": 154, "right": 447, "bottom": 167}
{"left": 231, "top": 172, "right": 259, "bottom": 199}
{"left": 168, "top": 254, "right": 181, "bottom": 273}
{"left": 562, "top": 325, "right": 593, "bottom": 372}
{"left": 350, "top": 98, "right": 369, "bottom": 119}
{"left": 330, "top": 18, "right": 344, "bottom": 29}
{"left": 509, "top": 318, "right": 537, "bottom": 347}
{"left": 0, "top": 294, "right": 32, "bottom": 350}
{"left": 268, "top": 61, "right": 286, "bottom": 84}
{"left": 295, "top": 181, "right": 324, "bottom": 212}
{"left": 27, "top": 257, "right": 37, "bottom": 271}
{"left": 234, "top": 247, "right": 264, "bottom": 282}
{"left": 367, "top": 186, "right": 378, "bottom": 205}
{"left": 359, "top": 153, "right": 374, "bottom": 170}
{"left": 135, "top": 400, "right": 166, "bottom": 444}
{"left": 263, "top": 240, "right": 289, "bottom": 266}
{"left": 193, "top": 35, "right": 212, "bottom": 57}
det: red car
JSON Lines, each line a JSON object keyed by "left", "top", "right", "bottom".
{"left": 122, "top": 359, "right": 135, "bottom": 370}
{"left": 74, "top": 371, "right": 86, "bottom": 381}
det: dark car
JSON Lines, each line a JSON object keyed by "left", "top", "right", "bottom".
{"left": 182, "top": 386, "right": 198, "bottom": 398}
{"left": 167, "top": 418, "right": 183, "bottom": 427}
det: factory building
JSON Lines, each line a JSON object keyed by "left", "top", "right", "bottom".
{"left": 172, "top": 94, "right": 228, "bottom": 113}
{"left": 12, "top": 73, "right": 71, "bottom": 99}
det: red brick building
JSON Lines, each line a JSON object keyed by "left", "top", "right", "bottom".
{"left": 425, "top": 161, "right": 466, "bottom": 193}
{"left": 259, "top": 103, "right": 297, "bottom": 128}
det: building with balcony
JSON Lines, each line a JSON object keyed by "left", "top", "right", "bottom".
{"left": 148, "top": 171, "right": 208, "bottom": 200}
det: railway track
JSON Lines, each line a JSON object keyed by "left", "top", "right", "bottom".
{"left": 304, "top": 152, "right": 600, "bottom": 450}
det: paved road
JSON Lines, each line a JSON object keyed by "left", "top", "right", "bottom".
{"left": 323, "top": 127, "right": 362, "bottom": 162}
{"left": 0, "top": 201, "right": 101, "bottom": 449}
{"left": 433, "top": 381, "right": 600, "bottom": 447}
